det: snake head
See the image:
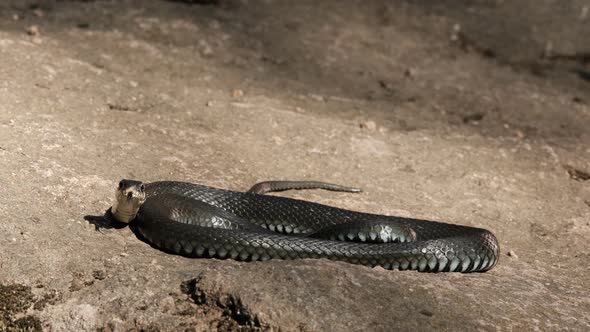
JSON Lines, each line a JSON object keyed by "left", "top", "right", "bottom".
{"left": 111, "top": 179, "right": 147, "bottom": 223}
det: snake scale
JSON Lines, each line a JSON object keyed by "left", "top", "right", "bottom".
{"left": 107, "top": 179, "right": 499, "bottom": 273}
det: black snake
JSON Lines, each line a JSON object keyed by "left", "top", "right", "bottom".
{"left": 107, "top": 179, "right": 499, "bottom": 272}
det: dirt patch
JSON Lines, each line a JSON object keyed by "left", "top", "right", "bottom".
{"left": 564, "top": 165, "right": 590, "bottom": 181}
{"left": 0, "top": 284, "right": 42, "bottom": 332}
{"left": 181, "top": 277, "right": 265, "bottom": 331}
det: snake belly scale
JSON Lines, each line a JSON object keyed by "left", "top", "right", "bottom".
{"left": 108, "top": 180, "right": 500, "bottom": 273}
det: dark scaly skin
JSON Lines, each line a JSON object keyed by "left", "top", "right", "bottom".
{"left": 130, "top": 181, "right": 499, "bottom": 272}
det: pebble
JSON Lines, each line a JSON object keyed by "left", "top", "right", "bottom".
{"left": 450, "top": 23, "right": 461, "bottom": 41}
{"left": 199, "top": 40, "right": 213, "bottom": 56}
{"left": 159, "top": 296, "right": 176, "bottom": 313}
{"left": 419, "top": 309, "right": 434, "bottom": 317}
{"left": 232, "top": 89, "right": 244, "bottom": 98}
{"left": 92, "top": 270, "right": 107, "bottom": 280}
{"left": 32, "top": 9, "right": 45, "bottom": 17}
{"left": 308, "top": 94, "right": 326, "bottom": 102}
{"left": 359, "top": 120, "right": 377, "bottom": 132}
{"left": 507, "top": 250, "right": 518, "bottom": 259}
{"left": 26, "top": 25, "right": 40, "bottom": 36}
{"left": 513, "top": 130, "right": 525, "bottom": 139}
{"left": 404, "top": 68, "right": 415, "bottom": 78}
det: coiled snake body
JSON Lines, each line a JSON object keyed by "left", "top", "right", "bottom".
{"left": 108, "top": 179, "right": 499, "bottom": 272}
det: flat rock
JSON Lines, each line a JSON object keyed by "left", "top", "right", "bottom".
{"left": 0, "top": 0, "right": 588, "bottom": 331}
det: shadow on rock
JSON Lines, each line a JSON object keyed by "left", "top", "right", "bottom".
{"left": 83, "top": 208, "right": 129, "bottom": 231}
{"left": 83, "top": 210, "right": 164, "bottom": 253}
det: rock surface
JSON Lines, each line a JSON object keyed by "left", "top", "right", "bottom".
{"left": 0, "top": 0, "right": 589, "bottom": 331}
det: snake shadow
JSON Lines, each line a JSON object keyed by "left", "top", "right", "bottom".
{"left": 84, "top": 209, "right": 129, "bottom": 231}
{"left": 83, "top": 209, "right": 191, "bottom": 256}
{"left": 84, "top": 209, "right": 140, "bottom": 236}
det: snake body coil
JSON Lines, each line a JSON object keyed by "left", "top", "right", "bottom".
{"left": 110, "top": 180, "right": 499, "bottom": 273}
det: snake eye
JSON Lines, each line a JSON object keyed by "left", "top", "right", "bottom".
{"left": 140, "top": 184, "right": 145, "bottom": 192}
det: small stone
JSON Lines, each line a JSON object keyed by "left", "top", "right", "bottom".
{"left": 308, "top": 94, "right": 325, "bottom": 102}
{"left": 12, "top": 14, "right": 20, "bottom": 21}
{"left": 69, "top": 279, "right": 84, "bottom": 292}
{"left": 514, "top": 130, "right": 525, "bottom": 139}
{"left": 359, "top": 120, "right": 377, "bottom": 131}
{"left": 404, "top": 68, "right": 414, "bottom": 78}
{"left": 159, "top": 296, "right": 176, "bottom": 313}
{"left": 232, "top": 89, "right": 244, "bottom": 98}
{"left": 507, "top": 250, "right": 518, "bottom": 259}
{"left": 544, "top": 41, "right": 553, "bottom": 58}
{"left": 419, "top": 309, "right": 434, "bottom": 317}
{"left": 205, "top": 100, "right": 214, "bottom": 107}
{"left": 199, "top": 40, "right": 213, "bottom": 56}
{"left": 32, "top": 9, "right": 45, "bottom": 17}
{"left": 26, "top": 25, "right": 40, "bottom": 36}
{"left": 450, "top": 23, "right": 461, "bottom": 41}
{"left": 271, "top": 136, "right": 283, "bottom": 145}
{"left": 399, "top": 165, "right": 416, "bottom": 173}
{"left": 92, "top": 270, "right": 107, "bottom": 280}
{"left": 120, "top": 252, "right": 128, "bottom": 257}
{"left": 108, "top": 318, "right": 125, "bottom": 332}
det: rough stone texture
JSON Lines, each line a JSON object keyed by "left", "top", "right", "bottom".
{"left": 0, "top": 0, "right": 589, "bottom": 331}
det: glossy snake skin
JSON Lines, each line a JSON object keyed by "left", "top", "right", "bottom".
{"left": 113, "top": 180, "right": 499, "bottom": 272}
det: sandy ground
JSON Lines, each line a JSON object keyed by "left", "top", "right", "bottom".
{"left": 0, "top": 0, "right": 589, "bottom": 331}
